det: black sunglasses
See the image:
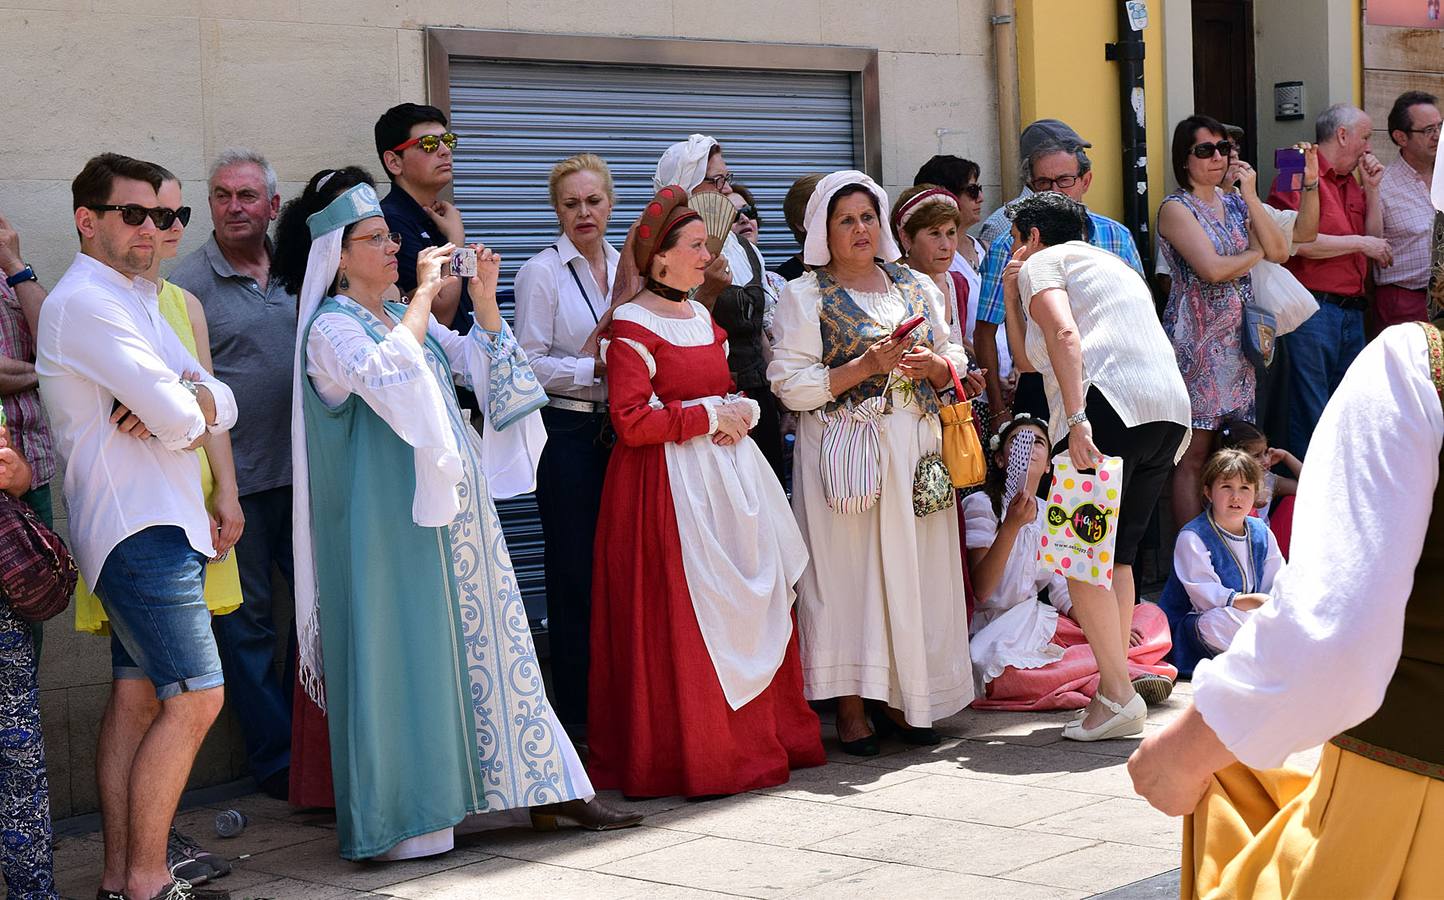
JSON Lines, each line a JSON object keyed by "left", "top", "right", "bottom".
{"left": 88, "top": 204, "right": 190, "bottom": 229}
{"left": 1191, "top": 140, "right": 1235, "bottom": 159}
{"left": 959, "top": 184, "right": 983, "bottom": 200}
{"left": 736, "top": 204, "right": 758, "bottom": 221}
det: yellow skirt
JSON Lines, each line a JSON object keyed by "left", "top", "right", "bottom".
{"left": 1187, "top": 743, "right": 1444, "bottom": 899}
{"left": 74, "top": 446, "right": 242, "bottom": 635}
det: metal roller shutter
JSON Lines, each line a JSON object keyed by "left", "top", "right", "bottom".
{"left": 447, "top": 57, "right": 859, "bottom": 627}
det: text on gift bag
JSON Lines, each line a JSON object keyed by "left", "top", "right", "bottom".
{"left": 1038, "top": 453, "right": 1123, "bottom": 589}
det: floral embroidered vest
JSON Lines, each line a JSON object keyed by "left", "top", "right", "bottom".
{"left": 817, "top": 262, "right": 939, "bottom": 415}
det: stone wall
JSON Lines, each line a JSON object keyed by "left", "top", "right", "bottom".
{"left": 2, "top": 0, "right": 1002, "bottom": 818}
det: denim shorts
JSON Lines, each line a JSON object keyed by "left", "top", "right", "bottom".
{"left": 94, "top": 525, "right": 223, "bottom": 700}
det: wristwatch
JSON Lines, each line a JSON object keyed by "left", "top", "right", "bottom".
{"left": 5, "top": 265, "right": 37, "bottom": 288}
{"left": 1066, "top": 409, "right": 1089, "bottom": 428}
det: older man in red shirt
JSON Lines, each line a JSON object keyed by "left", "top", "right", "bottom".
{"left": 1268, "top": 103, "right": 1388, "bottom": 459}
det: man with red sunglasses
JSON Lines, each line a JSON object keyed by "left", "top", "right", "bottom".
{"left": 375, "top": 103, "right": 469, "bottom": 333}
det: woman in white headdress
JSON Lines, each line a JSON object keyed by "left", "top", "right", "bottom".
{"left": 274, "top": 168, "right": 640, "bottom": 862}
{"left": 653, "top": 134, "right": 787, "bottom": 479}
{"left": 768, "top": 171, "right": 974, "bottom": 755}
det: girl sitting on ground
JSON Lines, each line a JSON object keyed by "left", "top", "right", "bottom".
{"left": 1160, "top": 448, "right": 1285, "bottom": 678}
{"left": 963, "top": 415, "right": 1176, "bottom": 711}
{"left": 1217, "top": 419, "right": 1301, "bottom": 557}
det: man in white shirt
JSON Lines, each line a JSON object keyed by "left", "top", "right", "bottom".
{"left": 36, "top": 154, "right": 238, "bottom": 900}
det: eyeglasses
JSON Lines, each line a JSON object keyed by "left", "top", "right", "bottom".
{"left": 1028, "top": 173, "right": 1083, "bottom": 192}
{"left": 87, "top": 204, "right": 188, "bottom": 229}
{"left": 389, "top": 132, "right": 459, "bottom": 154}
{"left": 701, "top": 172, "right": 734, "bottom": 190}
{"left": 1191, "top": 140, "right": 1235, "bottom": 159}
{"left": 735, "top": 204, "right": 758, "bottom": 221}
{"left": 348, "top": 231, "right": 401, "bottom": 249}
{"left": 959, "top": 184, "right": 983, "bottom": 200}
{"left": 1407, "top": 123, "right": 1443, "bottom": 137}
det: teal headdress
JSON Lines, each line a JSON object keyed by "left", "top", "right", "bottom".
{"left": 306, "top": 182, "right": 383, "bottom": 240}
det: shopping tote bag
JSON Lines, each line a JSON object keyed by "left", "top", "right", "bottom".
{"left": 1039, "top": 453, "right": 1123, "bottom": 589}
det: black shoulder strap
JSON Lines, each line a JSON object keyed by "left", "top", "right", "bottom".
{"left": 551, "top": 244, "right": 602, "bottom": 326}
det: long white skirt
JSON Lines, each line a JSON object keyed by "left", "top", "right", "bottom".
{"left": 791, "top": 398, "right": 973, "bottom": 727}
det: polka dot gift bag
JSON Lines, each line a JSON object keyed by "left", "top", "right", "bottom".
{"left": 1038, "top": 453, "right": 1123, "bottom": 589}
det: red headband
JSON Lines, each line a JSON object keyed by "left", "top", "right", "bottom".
{"left": 892, "top": 187, "right": 960, "bottom": 234}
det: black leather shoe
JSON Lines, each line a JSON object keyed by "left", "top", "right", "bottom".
{"left": 870, "top": 708, "right": 941, "bottom": 746}
{"left": 836, "top": 725, "right": 880, "bottom": 756}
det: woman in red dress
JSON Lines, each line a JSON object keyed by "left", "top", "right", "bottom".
{"left": 587, "top": 187, "right": 825, "bottom": 798}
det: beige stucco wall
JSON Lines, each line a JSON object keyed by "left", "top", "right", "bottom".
{"left": 2, "top": 0, "right": 1001, "bottom": 818}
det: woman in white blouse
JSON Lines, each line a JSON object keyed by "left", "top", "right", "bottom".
{"left": 512, "top": 153, "right": 621, "bottom": 733}
{"left": 768, "top": 171, "right": 973, "bottom": 755}
{"left": 1002, "top": 191, "right": 1191, "bottom": 742}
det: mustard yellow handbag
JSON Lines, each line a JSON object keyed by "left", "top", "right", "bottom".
{"left": 939, "top": 359, "right": 987, "bottom": 489}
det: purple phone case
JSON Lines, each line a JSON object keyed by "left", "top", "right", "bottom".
{"left": 1272, "top": 148, "right": 1305, "bottom": 194}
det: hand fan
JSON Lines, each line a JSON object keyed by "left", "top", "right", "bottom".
{"left": 689, "top": 192, "right": 738, "bottom": 257}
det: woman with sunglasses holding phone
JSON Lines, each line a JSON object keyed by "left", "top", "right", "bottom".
{"left": 1158, "top": 114, "right": 1289, "bottom": 528}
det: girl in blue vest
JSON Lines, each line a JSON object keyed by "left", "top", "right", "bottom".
{"left": 1161, "top": 448, "right": 1284, "bottom": 677}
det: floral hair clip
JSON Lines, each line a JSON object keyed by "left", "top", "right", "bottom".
{"left": 990, "top": 412, "right": 1049, "bottom": 452}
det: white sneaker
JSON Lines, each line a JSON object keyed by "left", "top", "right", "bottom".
{"left": 1061, "top": 691, "right": 1146, "bottom": 742}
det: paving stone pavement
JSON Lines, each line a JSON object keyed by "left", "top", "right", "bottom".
{"left": 44, "top": 681, "right": 1325, "bottom": 900}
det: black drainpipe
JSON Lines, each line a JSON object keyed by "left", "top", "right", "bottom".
{"left": 1105, "top": 2, "right": 1152, "bottom": 278}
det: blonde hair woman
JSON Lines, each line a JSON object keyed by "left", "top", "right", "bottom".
{"left": 513, "top": 152, "right": 621, "bottom": 731}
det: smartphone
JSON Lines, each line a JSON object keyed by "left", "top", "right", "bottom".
{"left": 1272, "top": 148, "right": 1305, "bottom": 193}
{"left": 890, "top": 314, "right": 927, "bottom": 343}
{"left": 445, "top": 247, "right": 477, "bottom": 279}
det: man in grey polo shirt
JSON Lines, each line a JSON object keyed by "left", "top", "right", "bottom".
{"left": 170, "top": 147, "right": 295, "bottom": 799}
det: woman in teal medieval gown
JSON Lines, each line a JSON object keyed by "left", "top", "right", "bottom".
{"left": 278, "top": 171, "right": 640, "bottom": 861}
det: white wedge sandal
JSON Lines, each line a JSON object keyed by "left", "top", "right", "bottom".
{"left": 1061, "top": 691, "right": 1146, "bottom": 742}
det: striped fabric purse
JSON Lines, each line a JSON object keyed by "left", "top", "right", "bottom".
{"left": 816, "top": 394, "right": 888, "bottom": 514}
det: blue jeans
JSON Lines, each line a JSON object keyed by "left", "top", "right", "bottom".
{"left": 95, "top": 525, "right": 221, "bottom": 700}
{"left": 1286, "top": 297, "right": 1365, "bottom": 459}
{"left": 213, "top": 486, "right": 294, "bottom": 783}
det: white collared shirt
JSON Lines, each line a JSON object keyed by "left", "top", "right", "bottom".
{"left": 36, "top": 252, "right": 238, "bottom": 583}
{"left": 512, "top": 233, "right": 618, "bottom": 402}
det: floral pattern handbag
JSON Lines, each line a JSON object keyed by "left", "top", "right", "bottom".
{"left": 912, "top": 416, "right": 955, "bottom": 518}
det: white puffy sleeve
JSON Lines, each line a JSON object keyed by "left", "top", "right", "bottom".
{"left": 305, "top": 311, "right": 464, "bottom": 527}
{"left": 1173, "top": 531, "right": 1235, "bottom": 611}
{"left": 1193, "top": 324, "right": 1442, "bottom": 768}
{"left": 962, "top": 491, "right": 999, "bottom": 549}
{"left": 767, "top": 273, "right": 834, "bottom": 412}
{"left": 426, "top": 317, "right": 548, "bottom": 499}
{"left": 1259, "top": 529, "right": 1284, "bottom": 595}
